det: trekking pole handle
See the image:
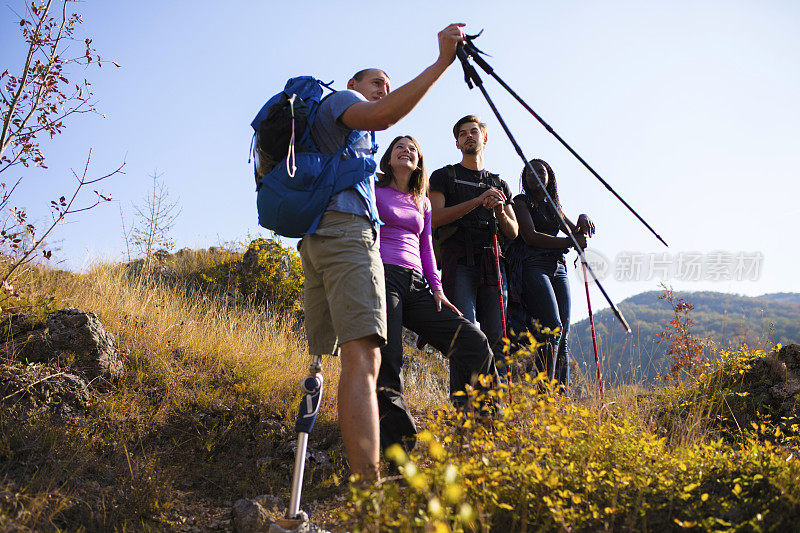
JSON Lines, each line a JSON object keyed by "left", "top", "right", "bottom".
{"left": 455, "top": 43, "right": 480, "bottom": 89}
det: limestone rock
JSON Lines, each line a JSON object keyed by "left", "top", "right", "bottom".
{"left": 15, "top": 308, "right": 122, "bottom": 380}
{"left": 231, "top": 497, "right": 270, "bottom": 533}
{"left": 231, "top": 498, "right": 332, "bottom": 533}
{"left": 6, "top": 312, "right": 34, "bottom": 336}
{"left": 127, "top": 260, "right": 182, "bottom": 286}
{"left": 255, "top": 494, "right": 284, "bottom": 510}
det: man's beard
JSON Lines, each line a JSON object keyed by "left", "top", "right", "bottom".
{"left": 463, "top": 144, "right": 479, "bottom": 155}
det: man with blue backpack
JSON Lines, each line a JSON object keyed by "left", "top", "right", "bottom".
{"left": 292, "top": 23, "right": 468, "bottom": 482}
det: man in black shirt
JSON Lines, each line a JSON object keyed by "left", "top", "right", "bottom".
{"left": 429, "top": 115, "right": 519, "bottom": 375}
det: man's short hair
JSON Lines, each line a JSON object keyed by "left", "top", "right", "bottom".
{"left": 453, "top": 115, "right": 487, "bottom": 139}
{"left": 352, "top": 68, "right": 389, "bottom": 82}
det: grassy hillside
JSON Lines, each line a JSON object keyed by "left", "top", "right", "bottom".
{"left": 2, "top": 245, "right": 799, "bottom": 531}
{"left": 0, "top": 248, "right": 341, "bottom": 530}
{"left": 569, "top": 290, "right": 800, "bottom": 385}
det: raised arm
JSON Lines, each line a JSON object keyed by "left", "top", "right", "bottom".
{"left": 340, "top": 24, "right": 466, "bottom": 131}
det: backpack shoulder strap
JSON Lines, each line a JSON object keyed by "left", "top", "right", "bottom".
{"left": 444, "top": 164, "right": 457, "bottom": 195}
{"left": 319, "top": 88, "right": 336, "bottom": 106}
{"left": 341, "top": 130, "right": 378, "bottom": 160}
{"left": 485, "top": 171, "right": 501, "bottom": 189}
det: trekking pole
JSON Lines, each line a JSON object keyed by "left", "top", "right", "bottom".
{"left": 489, "top": 212, "right": 512, "bottom": 401}
{"left": 284, "top": 355, "right": 324, "bottom": 524}
{"left": 581, "top": 261, "right": 604, "bottom": 403}
{"left": 455, "top": 44, "right": 631, "bottom": 334}
{"left": 459, "top": 34, "right": 668, "bottom": 249}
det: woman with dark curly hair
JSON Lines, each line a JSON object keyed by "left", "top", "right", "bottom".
{"left": 374, "top": 135, "right": 497, "bottom": 452}
{"left": 507, "top": 159, "right": 595, "bottom": 388}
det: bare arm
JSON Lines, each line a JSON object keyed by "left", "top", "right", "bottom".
{"left": 562, "top": 215, "right": 577, "bottom": 233}
{"left": 340, "top": 24, "right": 465, "bottom": 131}
{"left": 513, "top": 197, "right": 582, "bottom": 249}
{"left": 429, "top": 190, "right": 482, "bottom": 228}
{"left": 497, "top": 202, "right": 518, "bottom": 240}
{"left": 430, "top": 185, "right": 510, "bottom": 228}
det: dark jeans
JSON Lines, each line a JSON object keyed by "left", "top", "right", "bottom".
{"left": 444, "top": 260, "right": 508, "bottom": 373}
{"left": 517, "top": 258, "right": 571, "bottom": 386}
{"left": 378, "top": 264, "right": 496, "bottom": 451}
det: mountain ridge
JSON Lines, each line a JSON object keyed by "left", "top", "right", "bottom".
{"left": 568, "top": 290, "right": 800, "bottom": 384}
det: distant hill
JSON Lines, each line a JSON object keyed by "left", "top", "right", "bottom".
{"left": 758, "top": 293, "right": 800, "bottom": 305}
{"left": 567, "top": 291, "right": 800, "bottom": 385}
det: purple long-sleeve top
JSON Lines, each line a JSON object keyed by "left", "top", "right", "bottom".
{"left": 375, "top": 185, "right": 442, "bottom": 292}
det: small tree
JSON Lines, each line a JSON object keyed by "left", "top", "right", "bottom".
{"left": 0, "top": 0, "right": 121, "bottom": 302}
{"left": 131, "top": 171, "right": 180, "bottom": 265}
{"left": 657, "top": 285, "right": 711, "bottom": 383}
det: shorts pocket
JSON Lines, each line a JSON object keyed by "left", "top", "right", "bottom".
{"left": 313, "top": 225, "right": 346, "bottom": 239}
{"left": 361, "top": 226, "right": 378, "bottom": 249}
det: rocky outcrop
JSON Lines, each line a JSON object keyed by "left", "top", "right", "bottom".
{"left": 127, "top": 260, "right": 182, "bottom": 287}
{"left": 762, "top": 343, "right": 800, "bottom": 415}
{"left": 1, "top": 308, "right": 121, "bottom": 421}
{"left": 12, "top": 308, "right": 122, "bottom": 381}
{"left": 712, "top": 343, "right": 800, "bottom": 436}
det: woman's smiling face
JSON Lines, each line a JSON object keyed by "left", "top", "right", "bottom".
{"left": 389, "top": 137, "right": 419, "bottom": 173}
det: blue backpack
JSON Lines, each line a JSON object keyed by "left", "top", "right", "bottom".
{"left": 250, "top": 76, "right": 378, "bottom": 238}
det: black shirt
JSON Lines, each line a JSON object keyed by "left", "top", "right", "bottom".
{"left": 511, "top": 193, "right": 569, "bottom": 261}
{"left": 429, "top": 164, "right": 512, "bottom": 250}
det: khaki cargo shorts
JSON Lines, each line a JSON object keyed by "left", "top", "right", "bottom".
{"left": 299, "top": 211, "right": 387, "bottom": 356}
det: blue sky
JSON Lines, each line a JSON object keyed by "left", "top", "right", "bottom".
{"left": 2, "top": 1, "right": 798, "bottom": 322}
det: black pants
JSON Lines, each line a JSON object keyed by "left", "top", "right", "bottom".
{"left": 377, "top": 264, "right": 496, "bottom": 452}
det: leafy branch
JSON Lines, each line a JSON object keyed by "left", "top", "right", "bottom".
{"left": 0, "top": 0, "right": 119, "bottom": 172}
{"left": 1, "top": 148, "right": 124, "bottom": 299}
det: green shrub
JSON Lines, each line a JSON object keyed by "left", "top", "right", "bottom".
{"left": 175, "top": 238, "right": 304, "bottom": 315}
{"left": 236, "top": 237, "right": 304, "bottom": 314}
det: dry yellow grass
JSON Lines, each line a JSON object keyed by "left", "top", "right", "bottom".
{"left": 6, "top": 252, "right": 465, "bottom": 427}
{"left": 12, "top": 262, "right": 342, "bottom": 423}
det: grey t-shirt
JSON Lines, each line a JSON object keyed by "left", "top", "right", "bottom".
{"left": 311, "top": 89, "right": 374, "bottom": 217}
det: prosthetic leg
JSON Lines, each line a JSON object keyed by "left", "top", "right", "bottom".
{"left": 273, "top": 355, "right": 324, "bottom": 531}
